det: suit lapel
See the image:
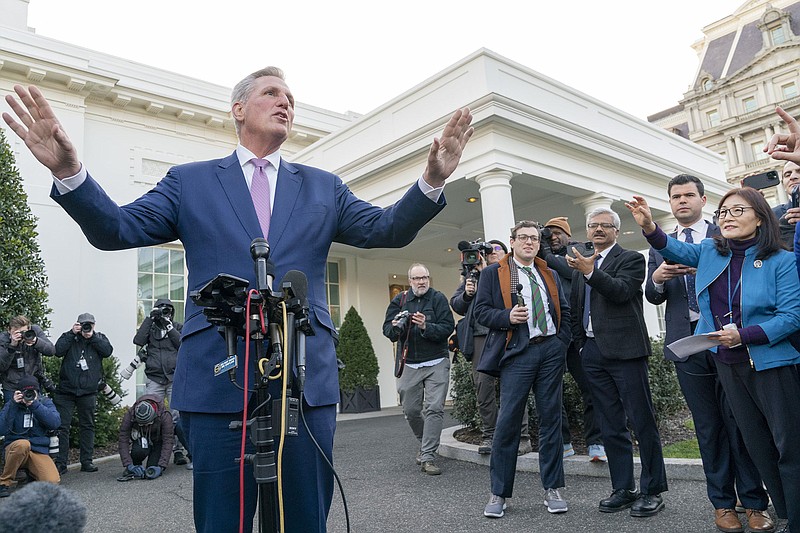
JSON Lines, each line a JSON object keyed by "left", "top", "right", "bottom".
{"left": 215, "top": 152, "right": 261, "bottom": 241}
{"left": 269, "top": 160, "right": 302, "bottom": 249}
{"left": 598, "top": 243, "right": 621, "bottom": 272}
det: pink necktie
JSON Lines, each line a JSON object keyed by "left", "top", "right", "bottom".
{"left": 250, "top": 158, "right": 271, "bottom": 238}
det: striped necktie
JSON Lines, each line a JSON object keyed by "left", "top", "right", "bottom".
{"left": 682, "top": 228, "right": 699, "bottom": 313}
{"left": 521, "top": 266, "right": 548, "bottom": 334}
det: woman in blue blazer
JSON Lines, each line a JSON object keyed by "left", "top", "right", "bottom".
{"left": 628, "top": 187, "right": 800, "bottom": 532}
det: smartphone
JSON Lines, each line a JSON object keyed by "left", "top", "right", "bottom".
{"left": 663, "top": 258, "right": 677, "bottom": 265}
{"left": 741, "top": 170, "right": 780, "bottom": 190}
{"left": 567, "top": 242, "right": 595, "bottom": 258}
{"left": 792, "top": 185, "right": 799, "bottom": 209}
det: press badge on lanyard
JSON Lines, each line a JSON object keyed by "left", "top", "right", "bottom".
{"left": 141, "top": 437, "right": 149, "bottom": 449}
{"left": 23, "top": 413, "right": 33, "bottom": 428}
{"left": 79, "top": 355, "right": 88, "bottom": 371}
{"left": 16, "top": 356, "right": 24, "bottom": 369}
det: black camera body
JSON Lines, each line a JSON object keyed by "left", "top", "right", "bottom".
{"left": 22, "top": 329, "right": 37, "bottom": 342}
{"left": 150, "top": 308, "right": 163, "bottom": 320}
{"left": 34, "top": 371, "right": 56, "bottom": 394}
{"left": 458, "top": 239, "right": 493, "bottom": 277}
{"left": 394, "top": 310, "right": 410, "bottom": 329}
{"left": 22, "top": 388, "right": 37, "bottom": 402}
{"left": 80, "top": 322, "right": 93, "bottom": 333}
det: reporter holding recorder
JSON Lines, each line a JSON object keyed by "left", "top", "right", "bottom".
{"left": 627, "top": 188, "right": 800, "bottom": 533}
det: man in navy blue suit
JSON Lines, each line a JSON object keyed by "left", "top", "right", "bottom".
{"left": 644, "top": 174, "right": 770, "bottom": 532}
{"left": 3, "top": 68, "right": 473, "bottom": 533}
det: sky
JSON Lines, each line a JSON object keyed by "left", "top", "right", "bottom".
{"left": 25, "top": 0, "right": 744, "bottom": 120}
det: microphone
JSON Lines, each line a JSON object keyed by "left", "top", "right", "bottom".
{"left": 249, "top": 238, "right": 273, "bottom": 292}
{"left": 0, "top": 481, "right": 88, "bottom": 532}
{"left": 515, "top": 283, "right": 525, "bottom": 307}
{"left": 457, "top": 240, "right": 471, "bottom": 252}
{"left": 281, "top": 270, "right": 311, "bottom": 390}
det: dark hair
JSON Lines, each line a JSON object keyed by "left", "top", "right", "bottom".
{"left": 712, "top": 187, "right": 784, "bottom": 259}
{"left": 510, "top": 221, "right": 538, "bottom": 239}
{"left": 487, "top": 239, "right": 508, "bottom": 254}
{"left": 667, "top": 174, "right": 705, "bottom": 197}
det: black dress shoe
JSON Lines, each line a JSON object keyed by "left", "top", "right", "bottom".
{"left": 630, "top": 493, "right": 665, "bottom": 517}
{"left": 599, "top": 488, "right": 639, "bottom": 513}
{"left": 80, "top": 463, "right": 98, "bottom": 472}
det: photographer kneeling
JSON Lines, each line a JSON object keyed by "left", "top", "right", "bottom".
{"left": 118, "top": 395, "right": 174, "bottom": 481}
{"left": 0, "top": 376, "right": 61, "bottom": 497}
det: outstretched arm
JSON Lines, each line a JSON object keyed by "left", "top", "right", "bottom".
{"left": 3, "top": 85, "right": 82, "bottom": 179}
{"left": 422, "top": 108, "right": 474, "bottom": 188}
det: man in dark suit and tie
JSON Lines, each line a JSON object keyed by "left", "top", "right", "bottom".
{"left": 2, "top": 69, "right": 474, "bottom": 533}
{"left": 645, "top": 174, "right": 771, "bottom": 532}
{"left": 567, "top": 207, "right": 667, "bottom": 517}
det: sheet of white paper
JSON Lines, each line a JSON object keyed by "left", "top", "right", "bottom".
{"left": 666, "top": 334, "right": 721, "bottom": 361}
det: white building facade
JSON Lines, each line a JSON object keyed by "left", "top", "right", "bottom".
{"left": 2, "top": 0, "right": 727, "bottom": 407}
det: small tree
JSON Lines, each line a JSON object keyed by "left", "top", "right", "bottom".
{"left": 336, "top": 306, "right": 379, "bottom": 392}
{"left": 0, "top": 128, "right": 51, "bottom": 329}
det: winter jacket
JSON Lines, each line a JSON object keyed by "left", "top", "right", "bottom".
{"left": 54, "top": 330, "right": 113, "bottom": 396}
{"left": 0, "top": 395, "right": 61, "bottom": 454}
{"left": 118, "top": 394, "right": 174, "bottom": 469}
{"left": 0, "top": 325, "right": 55, "bottom": 392}
{"left": 450, "top": 276, "right": 489, "bottom": 360}
{"left": 382, "top": 288, "right": 454, "bottom": 364}
{"left": 133, "top": 299, "right": 183, "bottom": 385}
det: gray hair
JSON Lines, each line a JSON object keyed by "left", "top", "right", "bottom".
{"left": 586, "top": 207, "right": 621, "bottom": 230}
{"left": 231, "top": 66, "right": 286, "bottom": 135}
{"left": 407, "top": 263, "right": 429, "bottom": 277}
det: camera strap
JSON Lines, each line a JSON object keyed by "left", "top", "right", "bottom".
{"left": 394, "top": 291, "right": 410, "bottom": 378}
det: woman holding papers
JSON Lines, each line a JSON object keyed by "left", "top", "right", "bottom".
{"left": 627, "top": 186, "right": 800, "bottom": 532}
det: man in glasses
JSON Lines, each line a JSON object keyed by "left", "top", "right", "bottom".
{"left": 540, "top": 217, "right": 605, "bottom": 463}
{"left": 382, "top": 263, "right": 454, "bottom": 475}
{"left": 567, "top": 208, "right": 668, "bottom": 518}
{"left": 645, "top": 175, "right": 769, "bottom": 532}
{"left": 474, "top": 221, "right": 572, "bottom": 517}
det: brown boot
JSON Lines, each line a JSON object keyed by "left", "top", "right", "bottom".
{"left": 714, "top": 508, "right": 743, "bottom": 533}
{"left": 745, "top": 509, "right": 775, "bottom": 532}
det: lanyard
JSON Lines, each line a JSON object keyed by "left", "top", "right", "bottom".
{"left": 726, "top": 267, "right": 742, "bottom": 324}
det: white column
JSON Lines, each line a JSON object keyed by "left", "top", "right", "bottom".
{"left": 726, "top": 137, "right": 739, "bottom": 166}
{"left": 734, "top": 135, "right": 745, "bottom": 165}
{"left": 475, "top": 169, "right": 516, "bottom": 242}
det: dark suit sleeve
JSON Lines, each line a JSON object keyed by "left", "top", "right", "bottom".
{"left": 473, "top": 269, "right": 512, "bottom": 331}
{"left": 420, "top": 292, "right": 455, "bottom": 343}
{"left": 645, "top": 247, "right": 667, "bottom": 306}
{"left": 545, "top": 252, "right": 572, "bottom": 282}
{"left": 588, "top": 251, "right": 645, "bottom": 304}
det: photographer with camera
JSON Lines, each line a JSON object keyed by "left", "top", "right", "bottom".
{"left": 131, "top": 299, "right": 191, "bottom": 469}
{"left": 0, "top": 316, "right": 56, "bottom": 404}
{"left": 0, "top": 375, "right": 61, "bottom": 497}
{"left": 52, "top": 313, "right": 113, "bottom": 474}
{"left": 539, "top": 218, "right": 605, "bottom": 463}
{"left": 383, "top": 263, "right": 454, "bottom": 475}
{"left": 770, "top": 160, "right": 800, "bottom": 248}
{"left": 450, "top": 239, "right": 533, "bottom": 457}
{"left": 117, "top": 395, "right": 174, "bottom": 482}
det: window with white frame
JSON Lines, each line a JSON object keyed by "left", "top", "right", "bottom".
{"left": 750, "top": 141, "right": 766, "bottom": 162}
{"left": 771, "top": 26, "right": 787, "bottom": 45}
{"left": 706, "top": 109, "right": 720, "bottom": 128}
{"left": 326, "top": 261, "right": 342, "bottom": 328}
{"left": 742, "top": 96, "right": 758, "bottom": 113}
{"left": 781, "top": 82, "right": 798, "bottom": 100}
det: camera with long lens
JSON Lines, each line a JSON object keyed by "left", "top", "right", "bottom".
{"left": 394, "top": 310, "right": 410, "bottom": 330}
{"left": 97, "top": 381, "right": 122, "bottom": 406}
{"left": 22, "top": 329, "right": 37, "bottom": 342}
{"left": 80, "top": 322, "right": 93, "bottom": 333}
{"left": 22, "top": 388, "right": 37, "bottom": 402}
{"left": 34, "top": 371, "right": 56, "bottom": 394}
{"left": 47, "top": 430, "right": 59, "bottom": 455}
{"left": 120, "top": 353, "right": 143, "bottom": 381}
{"left": 457, "top": 239, "right": 494, "bottom": 278}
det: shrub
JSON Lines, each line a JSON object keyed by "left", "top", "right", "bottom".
{"left": 449, "top": 351, "right": 479, "bottom": 429}
{"left": 336, "top": 306, "right": 379, "bottom": 392}
{"left": 647, "top": 337, "right": 686, "bottom": 420}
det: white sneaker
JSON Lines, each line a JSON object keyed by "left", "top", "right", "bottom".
{"left": 588, "top": 444, "right": 607, "bottom": 462}
{"left": 484, "top": 494, "right": 507, "bottom": 518}
{"left": 543, "top": 488, "right": 568, "bottom": 514}
{"left": 563, "top": 443, "right": 575, "bottom": 458}
{"left": 185, "top": 461, "right": 193, "bottom": 470}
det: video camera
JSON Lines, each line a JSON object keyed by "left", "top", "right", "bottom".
{"left": 457, "top": 239, "right": 494, "bottom": 278}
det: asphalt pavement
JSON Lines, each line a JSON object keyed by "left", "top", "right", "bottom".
{"left": 0, "top": 409, "right": 772, "bottom": 532}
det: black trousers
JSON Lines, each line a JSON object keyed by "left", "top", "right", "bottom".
{"left": 582, "top": 338, "right": 668, "bottom": 495}
{"left": 716, "top": 361, "right": 800, "bottom": 528}
{"left": 674, "top": 351, "right": 766, "bottom": 509}
{"left": 53, "top": 391, "right": 96, "bottom": 467}
{"left": 131, "top": 439, "right": 163, "bottom": 467}
{"left": 562, "top": 340, "right": 602, "bottom": 446}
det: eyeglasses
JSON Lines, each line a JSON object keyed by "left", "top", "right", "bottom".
{"left": 409, "top": 276, "right": 430, "bottom": 282}
{"left": 492, "top": 245, "right": 505, "bottom": 252}
{"left": 587, "top": 223, "right": 616, "bottom": 230}
{"left": 513, "top": 234, "right": 540, "bottom": 243}
{"left": 714, "top": 206, "right": 754, "bottom": 219}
